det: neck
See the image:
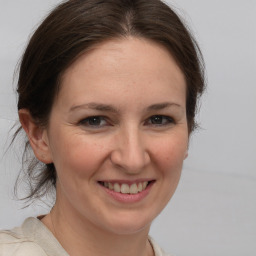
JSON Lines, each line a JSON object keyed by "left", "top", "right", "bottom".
{"left": 42, "top": 204, "right": 154, "bottom": 256}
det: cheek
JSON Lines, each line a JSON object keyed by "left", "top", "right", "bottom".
{"left": 147, "top": 133, "right": 187, "bottom": 212}
{"left": 151, "top": 133, "right": 188, "bottom": 199}
{"left": 49, "top": 131, "right": 107, "bottom": 180}
{"left": 152, "top": 133, "right": 188, "bottom": 175}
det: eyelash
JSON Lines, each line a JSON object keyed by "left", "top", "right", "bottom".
{"left": 146, "top": 115, "right": 175, "bottom": 126}
{"left": 78, "top": 115, "right": 175, "bottom": 128}
{"left": 79, "top": 116, "right": 109, "bottom": 128}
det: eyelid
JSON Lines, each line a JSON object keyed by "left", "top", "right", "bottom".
{"left": 78, "top": 115, "right": 175, "bottom": 129}
{"left": 145, "top": 115, "right": 175, "bottom": 126}
{"left": 78, "top": 116, "right": 110, "bottom": 128}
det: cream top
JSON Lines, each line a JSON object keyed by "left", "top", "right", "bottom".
{"left": 0, "top": 217, "right": 174, "bottom": 256}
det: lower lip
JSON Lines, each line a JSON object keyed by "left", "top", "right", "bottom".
{"left": 99, "top": 182, "right": 154, "bottom": 204}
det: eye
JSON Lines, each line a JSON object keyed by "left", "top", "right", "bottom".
{"left": 146, "top": 115, "right": 174, "bottom": 126}
{"left": 79, "top": 116, "right": 108, "bottom": 127}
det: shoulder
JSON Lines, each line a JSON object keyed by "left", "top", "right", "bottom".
{"left": 0, "top": 218, "right": 47, "bottom": 256}
{"left": 0, "top": 229, "right": 47, "bottom": 256}
{"left": 149, "top": 236, "right": 176, "bottom": 256}
{"left": 0, "top": 217, "right": 68, "bottom": 256}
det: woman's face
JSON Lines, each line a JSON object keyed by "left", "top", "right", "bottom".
{"left": 44, "top": 37, "right": 188, "bottom": 235}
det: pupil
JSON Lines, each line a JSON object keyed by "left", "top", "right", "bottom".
{"left": 89, "top": 117, "right": 101, "bottom": 125}
{"left": 152, "top": 116, "right": 162, "bottom": 124}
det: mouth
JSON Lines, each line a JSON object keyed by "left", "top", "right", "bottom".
{"left": 98, "top": 180, "right": 154, "bottom": 195}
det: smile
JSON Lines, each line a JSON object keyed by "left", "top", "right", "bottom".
{"left": 99, "top": 181, "right": 149, "bottom": 194}
{"left": 98, "top": 180, "right": 155, "bottom": 203}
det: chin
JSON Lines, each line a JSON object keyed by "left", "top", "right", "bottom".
{"left": 108, "top": 222, "right": 151, "bottom": 236}
{"left": 100, "top": 211, "right": 154, "bottom": 235}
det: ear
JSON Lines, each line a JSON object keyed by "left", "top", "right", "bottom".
{"left": 19, "top": 109, "right": 52, "bottom": 164}
{"left": 184, "top": 150, "right": 188, "bottom": 159}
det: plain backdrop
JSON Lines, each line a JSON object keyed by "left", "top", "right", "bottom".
{"left": 0, "top": 1, "right": 255, "bottom": 256}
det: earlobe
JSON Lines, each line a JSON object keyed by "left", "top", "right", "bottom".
{"left": 184, "top": 150, "right": 188, "bottom": 159}
{"left": 18, "top": 109, "right": 52, "bottom": 164}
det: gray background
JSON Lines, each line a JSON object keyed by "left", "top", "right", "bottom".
{"left": 0, "top": 1, "right": 255, "bottom": 255}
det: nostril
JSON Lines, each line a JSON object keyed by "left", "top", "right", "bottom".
{"left": 109, "top": 139, "right": 150, "bottom": 172}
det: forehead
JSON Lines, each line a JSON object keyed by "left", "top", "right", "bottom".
{"left": 62, "top": 37, "right": 184, "bottom": 82}
{"left": 56, "top": 37, "right": 186, "bottom": 109}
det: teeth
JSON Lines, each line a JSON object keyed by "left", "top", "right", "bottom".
{"left": 121, "top": 184, "right": 130, "bottom": 194}
{"left": 109, "top": 183, "right": 114, "bottom": 190}
{"left": 130, "top": 183, "right": 138, "bottom": 194}
{"left": 103, "top": 181, "right": 149, "bottom": 194}
{"left": 114, "top": 183, "right": 121, "bottom": 192}
{"left": 142, "top": 181, "right": 147, "bottom": 190}
{"left": 138, "top": 182, "right": 143, "bottom": 192}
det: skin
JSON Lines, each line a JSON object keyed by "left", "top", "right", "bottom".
{"left": 19, "top": 37, "right": 188, "bottom": 256}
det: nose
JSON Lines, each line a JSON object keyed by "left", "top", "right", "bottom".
{"left": 110, "top": 127, "right": 150, "bottom": 174}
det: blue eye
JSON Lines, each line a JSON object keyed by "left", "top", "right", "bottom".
{"left": 147, "top": 115, "right": 174, "bottom": 126}
{"left": 79, "top": 116, "right": 108, "bottom": 127}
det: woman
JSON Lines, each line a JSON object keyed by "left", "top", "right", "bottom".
{"left": 0, "top": 0, "right": 205, "bottom": 255}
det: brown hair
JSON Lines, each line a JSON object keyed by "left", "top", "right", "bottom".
{"left": 15, "top": 0, "right": 205, "bottom": 202}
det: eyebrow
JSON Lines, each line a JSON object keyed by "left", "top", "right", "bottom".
{"left": 69, "top": 102, "right": 182, "bottom": 113}
{"left": 146, "top": 102, "right": 182, "bottom": 111}
{"left": 69, "top": 102, "right": 119, "bottom": 113}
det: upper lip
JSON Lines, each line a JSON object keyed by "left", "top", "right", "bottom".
{"left": 98, "top": 179, "right": 155, "bottom": 185}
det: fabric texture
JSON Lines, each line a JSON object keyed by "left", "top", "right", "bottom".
{"left": 0, "top": 217, "right": 174, "bottom": 256}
